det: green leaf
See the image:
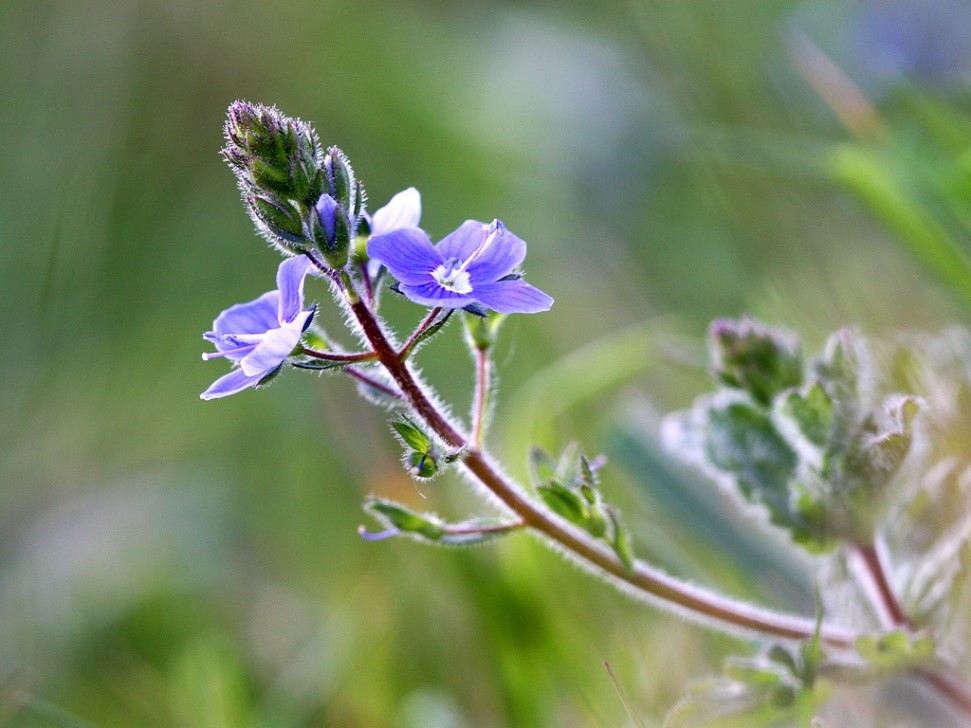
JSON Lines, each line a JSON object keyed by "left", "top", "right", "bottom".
{"left": 536, "top": 480, "right": 589, "bottom": 525}
{"left": 366, "top": 498, "right": 444, "bottom": 540}
{"left": 292, "top": 360, "right": 352, "bottom": 372}
{"left": 780, "top": 383, "right": 833, "bottom": 448}
{"left": 411, "top": 312, "right": 453, "bottom": 349}
{"left": 723, "top": 658, "right": 790, "bottom": 691}
{"left": 607, "top": 506, "right": 635, "bottom": 574}
{"left": 528, "top": 447, "right": 558, "bottom": 487}
{"left": 708, "top": 318, "right": 802, "bottom": 406}
{"left": 393, "top": 417, "right": 432, "bottom": 453}
{"left": 855, "top": 630, "right": 936, "bottom": 672}
{"left": 704, "top": 399, "right": 799, "bottom": 524}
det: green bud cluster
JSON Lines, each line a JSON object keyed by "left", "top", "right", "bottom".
{"left": 222, "top": 101, "right": 364, "bottom": 267}
{"left": 391, "top": 416, "right": 450, "bottom": 480}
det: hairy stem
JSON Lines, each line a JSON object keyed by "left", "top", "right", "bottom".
{"left": 301, "top": 347, "right": 378, "bottom": 363}
{"left": 347, "top": 294, "right": 971, "bottom": 716}
{"left": 852, "top": 542, "right": 910, "bottom": 628}
{"left": 349, "top": 297, "right": 854, "bottom": 647}
{"left": 470, "top": 347, "right": 490, "bottom": 448}
{"left": 344, "top": 366, "right": 402, "bottom": 400}
{"left": 399, "top": 307, "right": 443, "bottom": 360}
{"left": 852, "top": 541, "right": 971, "bottom": 715}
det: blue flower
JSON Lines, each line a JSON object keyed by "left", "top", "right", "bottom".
{"left": 854, "top": 0, "right": 971, "bottom": 88}
{"left": 364, "top": 187, "right": 422, "bottom": 278}
{"left": 367, "top": 219, "right": 553, "bottom": 314}
{"left": 201, "top": 256, "right": 315, "bottom": 400}
{"left": 369, "top": 187, "right": 422, "bottom": 236}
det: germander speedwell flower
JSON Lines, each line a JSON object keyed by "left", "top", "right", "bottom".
{"left": 201, "top": 256, "right": 314, "bottom": 399}
{"left": 363, "top": 187, "right": 422, "bottom": 279}
{"left": 367, "top": 219, "right": 553, "bottom": 314}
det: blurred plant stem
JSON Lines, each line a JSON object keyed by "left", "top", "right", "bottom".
{"left": 299, "top": 246, "right": 971, "bottom": 718}
{"left": 851, "top": 541, "right": 971, "bottom": 715}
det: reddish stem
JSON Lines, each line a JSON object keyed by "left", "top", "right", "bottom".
{"left": 470, "top": 347, "right": 490, "bottom": 448}
{"left": 398, "top": 307, "right": 444, "bottom": 360}
{"left": 302, "top": 347, "right": 378, "bottom": 363}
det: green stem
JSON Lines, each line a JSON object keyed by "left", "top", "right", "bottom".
{"left": 470, "top": 347, "right": 490, "bottom": 448}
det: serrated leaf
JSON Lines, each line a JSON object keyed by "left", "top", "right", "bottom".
{"left": 781, "top": 383, "right": 833, "bottom": 447}
{"left": 708, "top": 318, "right": 803, "bottom": 406}
{"left": 704, "top": 399, "right": 799, "bottom": 523}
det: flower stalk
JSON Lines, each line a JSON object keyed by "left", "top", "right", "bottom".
{"left": 851, "top": 541, "right": 971, "bottom": 714}
{"left": 470, "top": 347, "right": 490, "bottom": 449}
{"left": 336, "top": 278, "right": 971, "bottom": 717}
{"left": 345, "top": 288, "right": 857, "bottom": 647}
{"left": 202, "top": 103, "right": 971, "bottom": 720}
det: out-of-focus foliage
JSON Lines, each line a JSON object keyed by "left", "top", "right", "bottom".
{"left": 665, "top": 321, "right": 922, "bottom": 551}
{"left": 4, "top": 0, "right": 971, "bottom": 725}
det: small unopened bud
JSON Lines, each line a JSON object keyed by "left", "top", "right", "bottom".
{"left": 314, "top": 194, "right": 339, "bottom": 242}
{"left": 325, "top": 147, "right": 354, "bottom": 210}
{"left": 222, "top": 101, "right": 322, "bottom": 204}
{"left": 247, "top": 196, "right": 306, "bottom": 247}
{"left": 312, "top": 193, "right": 351, "bottom": 267}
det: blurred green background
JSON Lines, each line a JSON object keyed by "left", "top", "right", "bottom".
{"left": 3, "top": 0, "right": 971, "bottom": 725}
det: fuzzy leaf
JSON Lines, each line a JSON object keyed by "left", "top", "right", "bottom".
{"left": 704, "top": 399, "right": 799, "bottom": 523}
{"left": 780, "top": 383, "right": 833, "bottom": 448}
{"left": 708, "top": 318, "right": 802, "bottom": 406}
{"left": 855, "top": 630, "right": 936, "bottom": 671}
{"left": 537, "top": 480, "right": 589, "bottom": 525}
{"left": 366, "top": 498, "right": 444, "bottom": 540}
{"left": 393, "top": 417, "right": 432, "bottom": 453}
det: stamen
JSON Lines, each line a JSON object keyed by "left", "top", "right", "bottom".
{"left": 432, "top": 258, "right": 473, "bottom": 294}
{"left": 456, "top": 219, "right": 503, "bottom": 274}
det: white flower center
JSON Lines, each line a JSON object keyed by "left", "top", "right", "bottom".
{"left": 432, "top": 258, "right": 473, "bottom": 294}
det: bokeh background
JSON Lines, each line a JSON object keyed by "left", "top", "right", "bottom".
{"left": 3, "top": 0, "right": 971, "bottom": 725}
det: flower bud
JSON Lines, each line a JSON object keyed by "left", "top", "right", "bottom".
{"left": 312, "top": 193, "right": 352, "bottom": 267}
{"left": 325, "top": 147, "right": 354, "bottom": 210}
{"left": 247, "top": 195, "right": 307, "bottom": 248}
{"left": 222, "top": 101, "right": 322, "bottom": 205}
